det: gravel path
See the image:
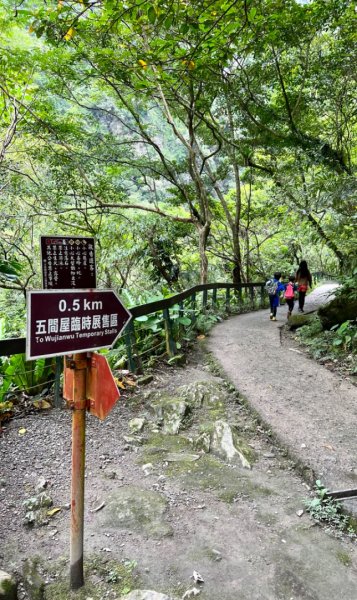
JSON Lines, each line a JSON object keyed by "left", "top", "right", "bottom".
{"left": 208, "top": 284, "right": 357, "bottom": 504}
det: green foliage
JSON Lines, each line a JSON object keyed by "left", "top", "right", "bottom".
{"left": 0, "top": 354, "right": 54, "bottom": 400}
{"left": 193, "top": 311, "right": 223, "bottom": 336}
{"left": 334, "top": 269, "right": 357, "bottom": 302}
{"left": 330, "top": 320, "right": 357, "bottom": 352}
{"left": 304, "top": 480, "right": 356, "bottom": 538}
{"left": 296, "top": 316, "right": 357, "bottom": 372}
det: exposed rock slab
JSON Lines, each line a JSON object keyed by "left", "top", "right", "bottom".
{"left": 123, "top": 591, "right": 177, "bottom": 600}
{"left": 151, "top": 396, "right": 189, "bottom": 434}
{"left": 98, "top": 486, "right": 172, "bottom": 538}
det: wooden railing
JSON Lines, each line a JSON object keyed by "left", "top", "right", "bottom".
{"left": 0, "top": 282, "right": 266, "bottom": 372}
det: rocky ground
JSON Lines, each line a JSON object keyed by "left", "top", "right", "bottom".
{"left": 0, "top": 284, "right": 356, "bottom": 600}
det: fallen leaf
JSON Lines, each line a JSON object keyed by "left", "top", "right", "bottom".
{"left": 125, "top": 378, "right": 137, "bottom": 387}
{"left": 322, "top": 444, "right": 335, "bottom": 451}
{"left": 90, "top": 501, "right": 105, "bottom": 513}
{"left": 18, "top": 427, "right": 27, "bottom": 435}
{"left": 196, "top": 335, "right": 206, "bottom": 340}
{"left": 115, "top": 379, "right": 126, "bottom": 389}
{"left": 47, "top": 507, "right": 61, "bottom": 517}
{"left": 33, "top": 399, "right": 51, "bottom": 410}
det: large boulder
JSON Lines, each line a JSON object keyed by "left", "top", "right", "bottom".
{"left": 318, "top": 296, "right": 357, "bottom": 330}
{"left": 0, "top": 571, "right": 17, "bottom": 600}
{"left": 287, "top": 313, "right": 315, "bottom": 330}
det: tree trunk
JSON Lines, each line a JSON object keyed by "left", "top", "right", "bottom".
{"left": 197, "top": 222, "right": 210, "bottom": 284}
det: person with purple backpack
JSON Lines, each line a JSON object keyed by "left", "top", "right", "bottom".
{"left": 265, "top": 272, "right": 285, "bottom": 321}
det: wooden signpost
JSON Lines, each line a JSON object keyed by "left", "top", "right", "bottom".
{"left": 26, "top": 237, "right": 131, "bottom": 590}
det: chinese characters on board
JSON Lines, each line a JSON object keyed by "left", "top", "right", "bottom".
{"left": 41, "top": 237, "right": 96, "bottom": 289}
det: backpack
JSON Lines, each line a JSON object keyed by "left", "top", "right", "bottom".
{"left": 265, "top": 279, "right": 278, "bottom": 295}
{"left": 284, "top": 282, "right": 295, "bottom": 300}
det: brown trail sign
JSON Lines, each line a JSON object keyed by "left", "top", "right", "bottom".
{"left": 26, "top": 289, "right": 132, "bottom": 360}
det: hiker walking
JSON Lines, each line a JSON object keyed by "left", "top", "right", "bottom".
{"left": 295, "top": 260, "right": 312, "bottom": 312}
{"left": 284, "top": 275, "right": 297, "bottom": 319}
{"left": 265, "top": 272, "right": 285, "bottom": 321}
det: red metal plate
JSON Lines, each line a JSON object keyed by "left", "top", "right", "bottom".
{"left": 87, "top": 353, "right": 120, "bottom": 420}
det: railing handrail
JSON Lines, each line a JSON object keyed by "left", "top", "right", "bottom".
{"left": 0, "top": 281, "right": 265, "bottom": 357}
{"left": 130, "top": 281, "right": 264, "bottom": 317}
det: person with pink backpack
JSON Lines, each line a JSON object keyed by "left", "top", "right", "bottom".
{"left": 284, "top": 275, "right": 297, "bottom": 319}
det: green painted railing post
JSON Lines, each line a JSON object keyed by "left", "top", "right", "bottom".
{"left": 54, "top": 356, "right": 62, "bottom": 408}
{"left": 212, "top": 288, "right": 217, "bottom": 308}
{"left": 249, "top": 286, "right": 254, "bottom": 307}
{"left": 179, "top": 301, "right": 184, "bottom": 318}
{"left": 125, "top": 320, "right": 139, "bottom": 373}
{"left": 260, "top": 285, "right": 265, "bottom": 308}
{"left": 202, "top": 289, "right": 208, "bottom": 311}
{"left": 225, "top": 287, "right": 231, "bottom": 313}
{"left": 163, "top": 308, "right": 177, "bottom": 357}
{"left": 191, "top": 292, "right": 196, "bottom": 323}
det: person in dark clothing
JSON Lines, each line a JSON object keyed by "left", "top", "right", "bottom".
{"left": 295, "top": 260, "right": 312, "bottom": 312}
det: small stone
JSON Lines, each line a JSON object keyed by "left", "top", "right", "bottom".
{"left": 157, "top": 475, "right": 166, "bottom": 483}
{"left": 137, "top": 375, "right": 154, "bottom": 386}
{"left": 142, "top": 463, "right": 154, "bottom": 476}
{"left": 301, "top": 444, "right": 306, "bottom": 449}
{"left": 296, "top": 509, "right": 304, "bottom": 517}
{"left": 0, "top": 570, "right": 17, "bottom": 600}
{"left": 192, "top": 570, "right": 204, "bottom": 584}
{"left": 263, "top": 453, "right": 275, "bottom": 459}
{"left": 129, "top": 418, "right": 146, "bottom": 434}
{"left": 35, "top": 477, "right": 48, "bottom": 492}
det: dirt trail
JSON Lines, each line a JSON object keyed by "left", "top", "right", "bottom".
{"left": 209, "top": 284, "right": 357, "bottom": 501}
{"left": 0, "top": 284, "right": 356, "bottom": 599}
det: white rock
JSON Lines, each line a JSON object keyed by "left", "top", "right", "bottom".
{"left": 142, "top": 463, "right": 154, "bottom": 476}
{"left": 36, "top": 476, "right": 48, "bottom": 491}
{"left": 182, "top": 588, "right": 201, "bottom": 598}
{"left": 129, "top": 418, "right": 146, "bottom": 434}
{"left": 211, "top": 420, "right": 251, "bottom": 469}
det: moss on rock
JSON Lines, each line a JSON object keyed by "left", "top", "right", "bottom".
{"left": 97, "top": 486, "right": 173, "bottom": 538}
